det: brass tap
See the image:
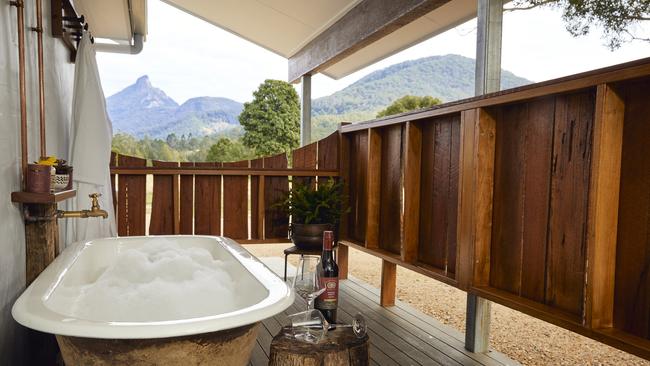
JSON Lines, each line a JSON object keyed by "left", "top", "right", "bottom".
{"left": 57, "top": 193, "right": 109, "bottom": 219}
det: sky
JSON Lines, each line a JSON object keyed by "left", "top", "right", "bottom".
{"left": 96, "top": 0, "right": 650, "bottom": 104}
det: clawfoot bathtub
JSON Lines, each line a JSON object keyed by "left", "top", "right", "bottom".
{"left": 13, "top": 235, "right": 294, "bottom": 365}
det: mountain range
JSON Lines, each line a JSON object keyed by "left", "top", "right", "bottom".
{"left": 106, "top": 55, "right": 532, "bottom": 140}
{"left": 107, "top": 75, "right": 243, "bottom": 138}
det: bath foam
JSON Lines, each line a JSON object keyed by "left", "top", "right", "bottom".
{"left": 60, "top": 238, "right": 242, "bottom": 322}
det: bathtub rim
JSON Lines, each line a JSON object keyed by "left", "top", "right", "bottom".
{"left": 12, "top": 235, "right": 295, "bottom": 339}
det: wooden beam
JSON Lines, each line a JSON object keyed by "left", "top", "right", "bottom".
{"left": 338, "top": 244, "right": 349, "bottom": 280}
{"left": 342, "top": 239, "right": 459, "bottom": 288}
{"left": 456, "top": 108, "right": 496, "bottom": 353}
{"left": 585, "top": 83, "right": 625, "bottom": 329}
{"left": 257, "top": 176, "right": 266, "bottom": 241}
{"left": 24, "top": 203, "right": 59, "bottom": 285}
{"left": 288, "top": 0, "right": 450, "bottom": 82}
{"left": 172, "top": 174, "right": 180, "bottom": 234}
{"left": 380, "top": 260, "right": 397, "bottom": 307}
{"left": 339, "top": 57, "right": 650, "bottom": 135}
{"left": 401, "top": 121, "right": 422, "bottom": 263}
{"left": 465, "top": 0, "right": 502, "bottom": 352}
{"left": 463, "top": 108, "right": 496, "bottom": 354}
{"left": 472, "top": 108, "right": 496, "bottom": 287}
{"left": 338, "top": 124, "right": 352, "bottom": 241}
{"left": 110, "top": 167, "right": 339, "bottom": 177}
{"left": 456, "top": 110, "right": 477, "bottom": 291}
{"left": 365, "top": 128, "right": 382, "bottom": 249}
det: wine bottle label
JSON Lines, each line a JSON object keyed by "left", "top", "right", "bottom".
{"left": 315, "top": 276, "right": 339, "bottom": 310}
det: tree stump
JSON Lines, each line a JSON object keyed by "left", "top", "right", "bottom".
{"left": 269, "top": 326, "right": 369, "bottom": 366}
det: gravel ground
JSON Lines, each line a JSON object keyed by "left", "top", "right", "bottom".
{"left": 245, "top": 244, "right": 650, "bottom": 366}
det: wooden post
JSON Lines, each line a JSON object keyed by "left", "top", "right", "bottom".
{"left": 465, "top": 0, "right": 502, "bottom": 352}
{"left": 402, "top": 121, "right": 422, "bottom": 263}
{"left": 585, "top": 83, "right": 625, "bottom": 329}
{"left": 172, "top": 174, "right": 180, "bottom": 234}
{"left": 300, "top": 74, "right": 312, "bottom": 146}
{"left": 380, "top": 259, "right": 396, "bottom": 307}
{"left": 475, "top": 0, "right": 503, "bottom": 96}
{"left": 257, "top": 176, "right": 265, "bottom": 240}
{"left": 460, "top": 108, "right": 496, "bottom": 353}
{"left": 472, "top": 109, "right": 496, "bottom": 287}
{"left": 456, "top": 110, "right": 478, "bottom": 291}
{"left": 338, "top": 126, "right": 351, "bottom": 280}
{"left": 465, "top": 293, "right": 491, "bottom": 353}
{"left": 24, "top": 203, "right": 59, "bottom": 285}
{"left": 338, "top": 244, "right": 349, "bottom": 280}
{"left": 365, "top": 128, "right": 382, "bottom": 249}
{"left": 23, "top": 202, "right": 61, "bottom": 365}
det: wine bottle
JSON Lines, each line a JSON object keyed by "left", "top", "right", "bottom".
{"left": 315, "top": 230, "right": 339, "bottom": 324}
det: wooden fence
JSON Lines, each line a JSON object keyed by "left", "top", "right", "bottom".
{"left": 109, "top": 132, "right": 339, "bottom": 243}
{"left": 109, "top": 57, "right": 650, "bottom": 359}
{"left": 337, "top": 57, "right": 650, "bottom": 359}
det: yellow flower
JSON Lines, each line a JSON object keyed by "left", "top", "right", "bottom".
{"left": 37, "top": 156, "right": 58, "bottom": 166}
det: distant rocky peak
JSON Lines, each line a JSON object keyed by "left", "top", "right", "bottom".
{"left": 106, "top": 76, "right": 243, "bottom": 139}
{"left": 135, "top": 75, "right": 152, "bottom": 88}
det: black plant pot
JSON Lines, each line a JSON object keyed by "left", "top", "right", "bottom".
{"left": 291, "top": 223, "right": 334, "bottom": 250}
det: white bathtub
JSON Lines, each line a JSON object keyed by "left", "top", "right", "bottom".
{"left": 12, "top": 235, "right": 294, "bottom": 339}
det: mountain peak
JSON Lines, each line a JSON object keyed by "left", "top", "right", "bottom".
{"left": 106, "top": 78, "right": 243, "bottom": 139}
{"left": 135, "top": 75, "right": 152, "bottom": 88}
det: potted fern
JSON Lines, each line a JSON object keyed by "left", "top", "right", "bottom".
{"left": 277, "top": 178, "right": 347, "bottom": 250}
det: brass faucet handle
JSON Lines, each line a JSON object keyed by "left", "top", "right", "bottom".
{"left": 89, "top": 193, "right": 102, "bottom": 209}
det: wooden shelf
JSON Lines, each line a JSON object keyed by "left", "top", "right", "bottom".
{"left": 11, "top": 189, "right": 76, "bottom": 204}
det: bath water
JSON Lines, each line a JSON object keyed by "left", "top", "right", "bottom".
{"left": 65, "top": 238, "right": 241, "bottom": 322}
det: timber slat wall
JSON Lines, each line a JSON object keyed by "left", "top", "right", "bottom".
{"left": 109, "top": 58, "right": 650, "bottom": 359}
{"left": 338, "top": 57, "right": 650, "bottom": 359}
{"left": 614, "top": 79, "right": 650, "bottom": 340}
{"left": 110, "top": 132, "right": 340, "bottom": 242}
{"left": 116, "top": 154, "right": 146, "bottom": 236}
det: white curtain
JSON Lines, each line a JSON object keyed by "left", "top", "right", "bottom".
{"left": 65, "top": 32, "right": 117, "bottom": 244}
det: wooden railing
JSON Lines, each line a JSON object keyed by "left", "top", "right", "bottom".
{"left": 109, "top": 57, "right": 650, "bottom": 359}
{"left": 337, "top": 57, "right": 650, "bottom": 359}
{"left": 109, "top": 131, "right": 339, "bottom": 243}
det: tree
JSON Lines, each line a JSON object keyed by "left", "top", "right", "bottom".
{"left": 166, "top": 133, "right": 179, "bottom": 149}
{"left": 239, "top": 79, "right": 300, "bottom": 156}
{"left": 508, "top": 0, "right": 649, "bottom": 49}
{"left": 376, "top": 95, "right": 442, "bottom": 118}
{"left": 206, "top": 138, "right": 255, "bottom": 162}
{"left": 111, "top": 133, "right": 144, "bottom": 157}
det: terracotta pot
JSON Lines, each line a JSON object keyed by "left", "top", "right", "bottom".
{"left": 291, "top": 223, "right": 334, "bottom": 250}
{"left": 26, "top": 164, "right": 51, "bottom": 193}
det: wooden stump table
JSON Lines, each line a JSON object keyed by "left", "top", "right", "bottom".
{"left": 269, "top": 326, "right": 369, "bottom": 366}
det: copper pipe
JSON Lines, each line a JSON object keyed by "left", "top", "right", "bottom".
{"left": 35, "top": 0, "right": 46, "bottom": 158}
{"left": 10, "top": 0, "right": 28, "bottom": 189}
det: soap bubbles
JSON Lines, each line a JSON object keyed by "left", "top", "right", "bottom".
{"left": 60, "top": 238, "right": 242, "bottom": 322}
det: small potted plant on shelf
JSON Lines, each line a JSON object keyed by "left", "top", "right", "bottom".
{"left": 277, "top": 178, "right": 348, "bottom": 250}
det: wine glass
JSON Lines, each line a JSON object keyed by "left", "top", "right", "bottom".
{"left": 287, "top": 310, "right": 368, "bottom": 342}
{"left": 292, "top": 255, "right": 324, "bottom": 309}
{"left": 287, "top": 309, "right": 329, "bottom": 343}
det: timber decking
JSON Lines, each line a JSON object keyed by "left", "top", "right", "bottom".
{"left": 250, "top": 276, "right": 517, "bottom": 366}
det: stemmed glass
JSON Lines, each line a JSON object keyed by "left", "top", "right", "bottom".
{"left": 288, "top": 255, "right": 368, "bottom": 343}
{"left": 288, "top": 310, "right": 368, "bottom": 344}
{"left": 292, "top": 255, "right": 325, "bottom": 309}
